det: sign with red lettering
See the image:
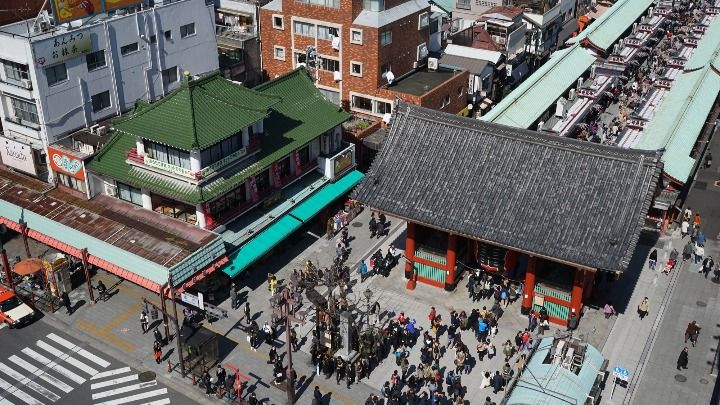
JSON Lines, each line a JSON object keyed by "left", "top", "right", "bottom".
{"left": 47, "top": 146, "right": 85, "bottom": 180}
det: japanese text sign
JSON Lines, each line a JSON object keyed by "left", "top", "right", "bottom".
{"left": 33, "top": 30, "right": 92, "bottom": 67}
{"left": 47, "top": 146, "right": 85, "bottom": 180}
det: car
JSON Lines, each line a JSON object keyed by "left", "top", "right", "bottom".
{"left": 0, "top": 286, "right": 35, "bottom": 328}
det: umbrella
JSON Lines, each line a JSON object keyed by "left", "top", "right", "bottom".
{"left": 13, "top": 258, "right": 45, "bottom": 276}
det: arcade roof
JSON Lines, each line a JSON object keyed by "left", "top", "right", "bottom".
{"left": 353, "top": 104, "right": 662, "bottom": 271}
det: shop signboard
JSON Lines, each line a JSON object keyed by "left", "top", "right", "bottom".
{"left": 33, "top": 30, "right": 92, "bottom": 67}
{"left": 332, "top": 148, "right": 353, "bottom": 176}
{"left": 49, "top": 0, "right": 142, "bottom": 25}
{"left": 47, "top": 146, "right": 85, "bottom": 180}
{"left": 0, "top": 136, "right": 37, "bottom": 175}
{"left": 103, "top": 0, "right": 142, "bottom": 11}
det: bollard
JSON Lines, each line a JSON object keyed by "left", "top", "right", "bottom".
{"left": 192, "top": 373, "right": 196, "bottom": 385}
{"left": 167, "top": 360, "right": 172, "bottom": 373}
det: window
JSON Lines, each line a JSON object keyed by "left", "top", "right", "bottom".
{"left": 120, "top": 42, "right": 139, "bottom": 55}
{"left": 417, "top": 43, "right": 428, "bottom": 60}
{"left": 91, "top": 91, "right": 111, "bottom": 112}
{"left": 146, "top": 141, "right": 192, "bottom": 169}
{"left": 457, "top": 86, "right": 464, "bottom": 97}
{"left": 293, "top": 21, "right": 315, "bottom": 37}
{"left": 295, "top": 0, "right": 339, "bottom": 8}
{"left": 351, "top": 95, "right": 372, "bottom": 112}
{"left": 162, "top": 66, "right": 178, "bottom": 87}
{"left": 318, "top": 88, "right": 340, "bottom": 105}
{"left": 419, "top": 12, "right": 429, "bottom": 29}
{"left": 319, "top": 57, "right": 339, "bottom": 72}
{"left": 318, "top": 25, "right": 339, "bottom": 40}
{"left": 2, "top": 60, "right": 29, "bottom": 82}
{"left": 150, "top": 35, "right": 157, "bottom": 44}
{"left": 298, "top": 146, "right": 310, "bottom": 166}
{"left": 164, "top": 30, "right": 172, "bottom": 40}
{"left": 293, "top": 52, "right": 307, "bottom": 67}
{"left": 273, "top": 46, "right": 286, "bottom": 61}
{"left": 350, "top": 61, "right": 362, "bottom": 77}
{"left": 117, "top": 182, "right": 143, "bottom": 206}
{"left": 430, "top": 17, "right": 439, "bottom": 35}
{"left": 210, "top": 184, "right": 247, "bottom": 215}
{"left": 57, "top": 173, "right": 85, "bottom": 192}
{"left": 363, "top": 0, "right": 384, "bottom": 11}
{"left": 9, "top": 97, "right": 39, "bottom": 124}
{"left": 441, "top": 94, "right": 450, "bottom": 108}
{"left": 180, "top": 23, "right": 195, "bottom": 38}
{"left": 380, "top": 30, "right": 392, "bottom": 46}
{"left": 255, "top": 169, "right": 270, "bottom": 192}
{"left": 45, "top": 63, "right": 67, "bottom": 86}
{"left": 85, "top": 50, "right": 106, "bottom": 71}
{"left": 350, "top": 29, "right": 363, "bottom": 45}
{"left": 351, "top": 93, "right": 392, "bottom": 116}
{"left": 375, "top": 100, "right": 391, "bottom": 115}
{"left": 200, "top": 133, "right": 242, "bottom": 168}
{"left": 273, "top": 15, "right": 284, "bottom": 29}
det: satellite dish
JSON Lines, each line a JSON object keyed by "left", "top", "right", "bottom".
{"left": 384, "top": 70, "right": 395, "bottom": 85}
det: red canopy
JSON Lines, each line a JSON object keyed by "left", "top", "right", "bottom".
{"left": 13, "top": 258, "right": 45, "bottom": 276}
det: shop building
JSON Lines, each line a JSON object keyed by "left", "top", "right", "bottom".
{"left": 0, "top": 0, "right": 219, "bottom": 181}
{"left": 87, "top": 68, "right": 356, "bottom": 231}
{"left": 353, "top": 103, "right": 662, "bottom": 326}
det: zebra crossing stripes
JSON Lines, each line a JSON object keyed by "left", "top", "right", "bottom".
{"left": 90, "top": 368, "right": 171, "bottom": 405}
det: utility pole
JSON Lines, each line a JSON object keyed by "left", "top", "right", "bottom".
{"left": 168, "top": 274, "right": 186, "bottom": 377}
{"left": 0, "top": 225, "right": 14, "bottom": 291}
{"left": 270, "top": 286, "right": 305, "bottom": 404}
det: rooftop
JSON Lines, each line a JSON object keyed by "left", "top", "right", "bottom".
{"left": 353, "top": 103, "right": 662, "bottom": 272}
{"left": 567, "top": 0, "right": 654, "bottom": 51}
{"left": 481, "top": 5, "right": 523, "bottom": 20}
{"left": 385, "top": 67, "right": 462, "bottom": 97}
{"left": 0, "top": 168, "right": 221, "bottom": 291}
{"left": 353, "top": 0, "right": 430, "bottom": 28}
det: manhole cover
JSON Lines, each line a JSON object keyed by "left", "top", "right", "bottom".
{"left": 138, "top": 371, "right": 156, "bottom": 382}
{"left": 697, "top": 301, "right": 707, "bottom": 307}
{"left": 351, "top": 222, "right": 363, "bottom": 228}
{"left": 674, "top": 374, "right": 687, "bottom": 382}
{"left": 700, "top": 378, "right": 709, "bottom": 385}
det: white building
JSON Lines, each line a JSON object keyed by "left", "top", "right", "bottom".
{"left": 0, "top": 0, "right": 219, "bottom": 181}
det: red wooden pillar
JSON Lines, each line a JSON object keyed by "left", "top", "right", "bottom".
{"left": 404, "top": 222, "right": 416, "bottom": 279}
{"left": 444, "top": 234, "right": 457, "bottom": 290}
{"left": 521, "top": 256, "right": 537, "bottom": 314}
{"left": 570, "top": 268, "right": 585, "bottom": 317}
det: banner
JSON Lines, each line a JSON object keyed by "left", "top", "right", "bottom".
{"left": 33, "top": 30, "right": 92, "bottom": 67}
{"left": 47, "top": 146, "right": 85, "bottom": 180}
{"left": 0, "top": 136, "right": 37, "bottom": 175}
{"left": 50, "top": 0, "right": 142, "bottom": 25}
{"left": 103, "top": 0, "right": 141, "bottom": 11}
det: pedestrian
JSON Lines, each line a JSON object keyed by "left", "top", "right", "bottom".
{"left": 637, "top": 297, "right": 649, "bottom": 319}
{"left": 268, "top": 274, "right": 277, "bottom": 296}
{"left": 263, "top": 321, "right": 273, "bottom": 345}
{"left": 153, "top": 328, "right": 163, "bottom": 346}
{"left": 359, "top": 259, "right": 368, "bottom": 282}
{"left": 369, "top": 213, "right": 377, "bottom": 238}
{"left": 693, "top": 242, "right": 704, "bottom": 264}
{"left": 230, "top": 282, "right": 238, "bottom": 310}
{"left": 648, "top": 249, "right": 658, "bottom": 270}
{"left": 61, "top": 291, "right": 72, "bottom": 315}
{"left": 244, "top": 302, "right": 251, "bottom": 324}
{"left": 677, "top": 347, "right": 689, "bottom": 370}
{"left": 140, "top": 311, "right": 149, "bottom": 333}
{"left": 490, "top": 371, "right": 504, "bottom": 394}
{"left": 290, "top": 328, "right": 299, "bottom": 351}
{"left": 153, "top": 341, "right": 162, "bottom": 364}
{"left": 693, "top": 212, "right": 701, "bottom": 229}
{"left": 683, "top": 241, "right": 693, "bottom": 261}
{"left": 681, "top": 219, "right": 689, "bottom": 238}
{"left": 567, "top": 313, "right": 578, "bottom": 331}
{"left": 701, "top": 256, "right": 715, "bottom": 278}
{"left": 685, "top": 321, "right": 701, "bottom": 346}
{"left": 603, "top": 301, "right": 616, "bottom": 319}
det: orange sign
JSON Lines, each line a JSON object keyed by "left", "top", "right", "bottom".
{"left": 51, "top": 0, "right": 102, "bottom": 24}
{"left": 47, "top": 146, "right": 85, "bottom": 180}
{"left": 104, "top": 0, "right": 142, "bottom": 11}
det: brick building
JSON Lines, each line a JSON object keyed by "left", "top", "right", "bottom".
{"left": 259, "top": 0, "right": 468, "bottom": 118}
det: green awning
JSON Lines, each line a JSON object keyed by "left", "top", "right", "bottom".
{"left": 222, "top": 215, "right": 302, "bottom": 278}
{"left": 289, "top": 169, "right": 365, "bottom": 222}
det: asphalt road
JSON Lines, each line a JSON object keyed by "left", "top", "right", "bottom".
{"left": 0, "top": 318, "right": 195, "bottom": 405}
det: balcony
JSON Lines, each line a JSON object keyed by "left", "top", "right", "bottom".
{"left": 201, "top": 146, "right": 249, "bottom": 177}
{"left": 126, "top": 147, "right": 198, "bottom": 181}
{"left": 5, "top": 115, "right": 40, "bottom": 130}
{"left": 216, "top": 24, "right": 256, "bottom": 49}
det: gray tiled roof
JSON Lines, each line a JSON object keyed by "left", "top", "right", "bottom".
{"left": 352, "top": 103, "right": 663, "bottom": 272}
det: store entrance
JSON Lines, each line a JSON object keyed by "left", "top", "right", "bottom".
{"left": 151, "top": 195, "right": 197, "bottom": 224}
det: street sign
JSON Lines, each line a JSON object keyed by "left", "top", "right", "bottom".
{"left": 613, "top": 366, "right": 630, "bottom": 380}
{"left": 180, "top": 292, "right": 200, "bottom": 308}
{"left": 198, "top": 292, "right": 205, "bottom": 310}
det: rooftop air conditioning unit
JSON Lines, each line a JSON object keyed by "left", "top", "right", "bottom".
{"left": 428, "top": 57, "right": 439, "bottom": 70}
{"left": 331, "top": 36, "right": 341, "bottom": 50}
{"left": 20, "top": 79, "right": 32, "bottom": 89}
{"left": 104, "top": 183, "right": 117, "bottom": 197}
{"left": 333, "top": 71, "right": 342, "bottom": 81}
{"left": 96, "top": 126, "right": 108, "bottom": 135}
{"left": 89, "top": 124, "right": 100, "bottom": 134}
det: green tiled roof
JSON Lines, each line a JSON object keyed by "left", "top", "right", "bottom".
{"left": 566, "top": 0, "right": 653, "bottom": 51}
{"left": 88, "top": 68, "right": 349, "bottom": 204}
{"left": 481, "top": 45, "right": 597, "bottom": 129}
{"left": 112, "top": 73, "right": 281, "bottom": 151}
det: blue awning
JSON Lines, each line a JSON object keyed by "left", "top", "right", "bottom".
{"left": 222, "top": 215, "right": 302, "bottom": 279}
{"left": 289, "top": 169, "right": 365, "bottom": 222}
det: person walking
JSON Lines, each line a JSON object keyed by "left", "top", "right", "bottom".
{"left": 490, "top": 371, "right": 504, "bottom": 394}
{"left": 229, "top": 282, "right": 238, "bottom": 310}
{"left": 603, "top": 302, "right": 616, "bottom": 319}
{"left": 701, "top": 256, "right": 715, "bottom": 278}
{"left": 683, "top": 241, "right": 693, "bottom": 261}
{"left": 681, "top": 219, "right": 690, "bottom": 238}
{"left": 153, "top": 327, "right": 163, "bottom": 346}
{"left": 637, "top": 297, "right": 649, "bottom": 319}
{"left": 359, "top": 260, "right": 368, "bottom": 282}
{"left": 677, "top": 347, "right": 689, "bottom": 370}
{"left": 153, "top": 341, "right": 162, "bottom": 364}
{"left": 648, "top": 249, "right": 658, "bottom": 270}
{"left": 694, "top": 242, "right": 705, "bottom": 264}
{"left": 693, "top": 212, "right": 702, "bottom": 229}
{"left": 140, "top": 311, "right": 149, "bottom": 333}
{"left": 61, "top": 291, "right": 73, "bottom": 315}
{"left": 244, "top": 302, "right": 251, "bottom": 324}
{"left": 685, "top": 321, "right": 701, "bottom": 346}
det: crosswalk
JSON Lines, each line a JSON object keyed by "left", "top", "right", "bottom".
{"left": 0, "top": 333, "right": 171, "bottom": 405}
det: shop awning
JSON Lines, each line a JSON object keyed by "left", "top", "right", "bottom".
{"left": 289, "top": 170, "right": 365, "bottom": 222}
{"left": 222, "top": 215, "right": 303, "bottom": 279}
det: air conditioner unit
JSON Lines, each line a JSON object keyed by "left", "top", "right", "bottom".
{"left": 331, "top": 36, "right": 341, "bottom": 50}
{"left": 104, "top": 183, "right": 117, "bottom": 197}
{"left": 89, "top": 124, "right": 100, "bottom": 134}
{"left": 96, "top": 126, "right": 108, "bottom": 135}
{"left": 428, "top": 57, "right": 439, "bottom": 70}
{"left": 412, "top": 61, "right": 420, "bottom": 69}
{"left": 568, "top": 88, "right": 576, "bottom": 101}
{"left": 333, "top": 71, "right": 342, "bottom": 81}
{"left": 20, "top": 79, "right": 32, "bottom": 89}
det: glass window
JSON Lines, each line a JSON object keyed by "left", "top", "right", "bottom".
{"left": 293, "top": 21, "right": 315, "bottom": 37}
{"left": 164, "top": 30, "right": 172, "bottom": 40}
{"left": 318, "top": 25, "right": 339, "bottom": 40}
{"left": 441, "top": 94, "right": 450, "bottom": 108}
{"left": 199, "top": 133, "right": 242, "bottom": 168}
{"left": 57, "top": 173, "right": 85, "bottom": 192}
{"left": 298, "top": 146, "right": 310, "bottom": 166}
{"left": 295, "top": 0, "right": 339, "bottom": 8}
{"left": 319, "top": 57, "right": 339, "bottom": 72}
{"left": 278, "top": 157, "right": 291, "bottom": 177}
{"left": 380, "top": 31, "right": 392, "bottom": 46}
{"left": 150, "top": 35, "right": 157, "bottom": 44}
{"left": 419, "top": 12, "right": 429, "bottom": 28}
{"left": 180, "top": 23, "right": 195, "bottom": 38}
{"left": 374, "top": 100, "right": 392, "bottom": 115}
{"left": 318, "top": 88, "right": 340, "bottom": 105}
{"left": 255, "top": 169, "right": 270, "bottom": 191}
{"left": 350, "top": 29, "right": 362, "bottom": 45}
{"left": 2, "top": 59, "right": 29, "bottom": 82}
{"left": 363, "top": 0, "right": 384, "bottom": 11}
{"left": 273, "top": 16, "right": 283, "bottom": 29}
{"left": 117, "top": 182, "right": 143, "bottom": 206}
{"left": 162, "top": 66, "right": 178, "bottom": 88}
{"left": 350, "top": 61, "right": 362, "bottom": 77}
{"left": 430, "top": 17, "right": 439, "bottom": 35}
{"left": 274, "top": 46, "right": 285, "bottom": 60}
{"left": 45, "top": 63, "right": 67, "bottom": 86}
{"left": 85, "top": 50, "right": 106, "bottom": 71}
{"left": 351, "top": 95, "right": 372, "bottom": 111}
{"left": 9, "top": 97, "right": 39, "bottom": 124}
{"left": 120, "top": 42, "right": 139, "bottom": 56}
{"left": 91, "top": 91, "right": 111, "bottom": 112}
